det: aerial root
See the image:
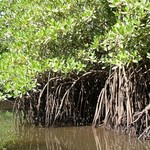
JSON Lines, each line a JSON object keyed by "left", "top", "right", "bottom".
{"left": 15, "top": 70, "right": 107, "bottom": 127}
{"left": 93, "top": 65, "right": 150, "bottom": 140}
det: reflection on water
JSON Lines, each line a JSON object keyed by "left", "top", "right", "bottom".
{"left": 14, "top": 126, "right": 150, "bottom": 150}
{"left": 93, "top": 128, "right": 150, "bottom": 150}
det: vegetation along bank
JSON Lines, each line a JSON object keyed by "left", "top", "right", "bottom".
{"left": 0, "top": 0, "right": 149, "bottom": 140}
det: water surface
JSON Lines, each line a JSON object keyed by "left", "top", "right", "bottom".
{"left": 14, "top": 126, "right": 150, "bottom": 150}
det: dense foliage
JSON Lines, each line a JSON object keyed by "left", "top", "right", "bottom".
{"left": 98, "top": 0, "right": 150, "bottom": 65}
{"left": 0, "top": 0, "right": 149, "bottom": 100}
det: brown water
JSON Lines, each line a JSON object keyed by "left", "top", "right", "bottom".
{"left": 13, "top": 126, "right": 150, "bottom": 150}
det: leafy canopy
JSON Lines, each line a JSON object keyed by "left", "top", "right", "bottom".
{"left": 0, "top": 0, "right": 115, "bottom": 100}
{"left": 94, "top": 0, "right": 150, "bottom": 66}
{"left": 0, "top": 0, "right": 149, "bottom": 100}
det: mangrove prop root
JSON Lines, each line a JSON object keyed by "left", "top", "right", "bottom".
{"left": 14, "top": 63, "right": 150, "bottom": 140}
{"left": 14, "top": 71, "right": 106, "bottom": 127}
{"left": 93, "top": 65, "right": 150, "bottom": 140}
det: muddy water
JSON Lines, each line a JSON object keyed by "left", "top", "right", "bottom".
{"left": 13, "top": 126, "right": 150, "bottom": 150}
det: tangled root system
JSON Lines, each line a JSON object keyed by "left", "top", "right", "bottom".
{"left": 14, "top": 70, "right": 107, "bottom": 127}
{"left": 93, "top": 63, "right": 150, "bottom": 140}
{"left": 14, "top": 62, "right": 150, "bottom": 140}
